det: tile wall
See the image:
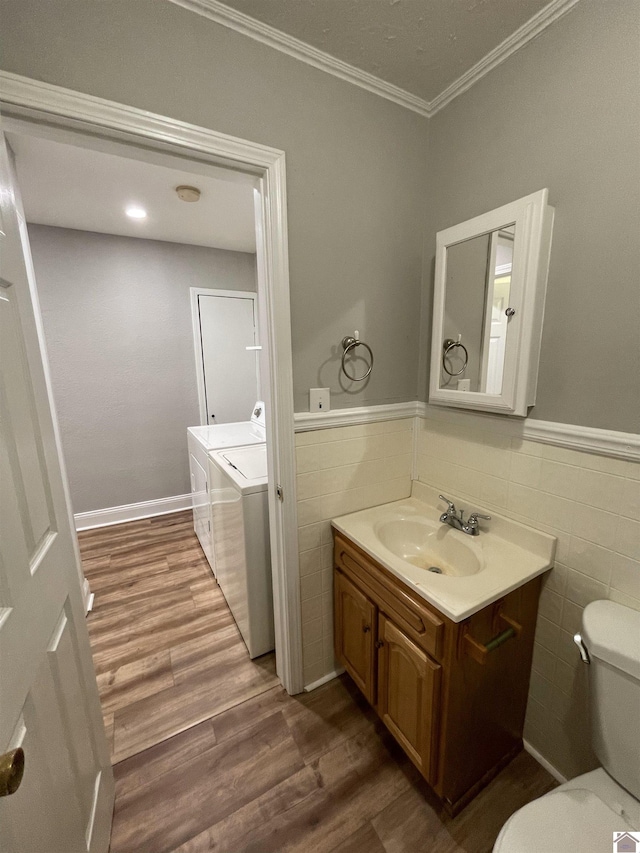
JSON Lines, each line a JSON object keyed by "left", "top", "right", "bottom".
{"left": 415, "top": 413, "right": 640, "bottom": 780}
{"left": 295, "top": 418, "right": 413, "bottom": 687}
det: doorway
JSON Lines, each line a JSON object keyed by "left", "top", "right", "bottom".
{"left": 191, "top": 288, "right": 260, "bottom": 426}
{"left": 0, "top": 73, "right": 303, "bottom": 700}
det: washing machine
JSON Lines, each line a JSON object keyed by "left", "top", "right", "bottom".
{"left": 208, "top": 444, "right": 274, "bottom": 659}
{"left": 187, "top": 402, "right": 265, "bottom": 571}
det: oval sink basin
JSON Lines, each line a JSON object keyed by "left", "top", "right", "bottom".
{"left": 373, "top": 517, "right": 482, "bottom": 577}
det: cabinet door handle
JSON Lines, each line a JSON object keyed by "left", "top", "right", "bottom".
{"left": 375, "top": 640, "right": 384, "bottom": 649}
{"left": 363, "top": 624, "right": 371, "bottom": 633}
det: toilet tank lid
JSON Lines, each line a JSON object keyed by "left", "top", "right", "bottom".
{"left": 582, "top": 600, "right": 640, "bottom": 680}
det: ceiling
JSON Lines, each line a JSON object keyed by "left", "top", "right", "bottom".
{"left": 216, "top": 0, "right": 555, "bottom": 103}
{"left": 8, "top": 133, "right": 257, "bottom": 253}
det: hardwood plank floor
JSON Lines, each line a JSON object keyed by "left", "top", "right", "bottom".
{"left": 79, "top": 511, "right": 279, "bottom": 763}
{"left": 80, "top": 512, "right": 557, "bottom": 853}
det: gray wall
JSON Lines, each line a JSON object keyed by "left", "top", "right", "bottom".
{"left": 3, "top": 0, "right": 637, "bottom": 432}
{"left": 420, "top": 0, "right": 640, "bottom": 432}
{"left": 0, "top": 0, "right": 429, "bottom": 413}
{"left": 28, "top": 225, "right": 257, "bottom": 514}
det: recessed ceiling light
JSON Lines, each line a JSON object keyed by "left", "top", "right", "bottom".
{"left": 126, "top": 205, "right": 147, "bottom": 219}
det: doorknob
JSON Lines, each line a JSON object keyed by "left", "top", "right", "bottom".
{"left": 0, "top": 748, "right": 25, "bottom": 796}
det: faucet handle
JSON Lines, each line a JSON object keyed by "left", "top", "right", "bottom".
{"left": 468, "top": 512, "right": 491, "bottom": 524}
{"left": 439, "top": 495, "right": 456, "bottom": 512}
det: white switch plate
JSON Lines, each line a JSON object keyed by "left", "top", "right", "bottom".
{"left": 310, "top": 388, "right": 330, "bottom": 412}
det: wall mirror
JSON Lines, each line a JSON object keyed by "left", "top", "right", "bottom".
{"left": 429, "top": 189, "right": 554, "bottom": 416}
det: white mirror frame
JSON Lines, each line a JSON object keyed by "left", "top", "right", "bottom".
{"left": 429, "top": 188, "right": 554, "bottom": 417}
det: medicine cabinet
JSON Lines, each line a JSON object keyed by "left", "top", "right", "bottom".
{"left": 429, "top": 189, "right": 554, "bottom": 417}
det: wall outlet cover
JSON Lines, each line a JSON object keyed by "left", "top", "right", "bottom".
{"left": 310, "top": 388, "right": 330, "bottom": 412}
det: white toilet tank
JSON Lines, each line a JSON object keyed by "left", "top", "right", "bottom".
{"left": 581, "top": 600, "right": 640, "bottom": 799}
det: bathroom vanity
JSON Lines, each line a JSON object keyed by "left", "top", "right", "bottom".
{"left": 332, "top": 498, "right": 555, "bottom": 814}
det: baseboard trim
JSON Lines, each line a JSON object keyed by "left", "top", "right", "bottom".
{"left": 304, "top": 668, "right": 344, "bottom": 692}
{"left": 74, "top": 493, "right": 192, "bottom": 531}
{"left": 523, "top": 739, "right": 567, "bottom": 784}
{"left": 294, "top": 401, "right": 420, "bottom": 432}
{"left": 82, "top": 578, "right": 94, "bottom": 614}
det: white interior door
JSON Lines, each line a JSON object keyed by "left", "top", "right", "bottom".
{"left": 198, "top": 291, "right": 259, "bottom": 424}
{"left": 0, "top": 131, "right": 114, "bottom": 853}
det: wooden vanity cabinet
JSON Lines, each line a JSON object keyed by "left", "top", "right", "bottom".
{"left": 333, "top": 532, "right": 542, "bottom": 814}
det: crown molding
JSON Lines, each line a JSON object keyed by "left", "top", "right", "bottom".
{"left": 169, "top": 0, "right": 581, "bottom": 119}
{"left": 428, "top": 0, "right": 581, "bottom": 115}
{"left": 169, "top": 0, "right": 431, "bottom": 117}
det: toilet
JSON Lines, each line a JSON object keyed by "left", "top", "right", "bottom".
{"left": 494, "top": 600, "right": 640, "bottom": 853}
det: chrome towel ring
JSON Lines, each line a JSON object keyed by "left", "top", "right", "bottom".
{"left": 442, "top": 337, "right": 468, "bottom": 377}
{"left": 341, "top": 331, "right": 373, "bottom": 382}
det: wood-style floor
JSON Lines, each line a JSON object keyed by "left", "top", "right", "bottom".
{"left": 79, "top": 510, "right": 278, "bottom": 764}
{"left": 80, "top": 511, "right": 557, "bottom": 853}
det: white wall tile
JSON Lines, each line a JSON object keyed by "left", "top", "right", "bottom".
{"left": 615, "top": 517, "right": 640, "bottom": 561}
{"left": 621, "top": 478, "right": 640, "bottom": 520}
{"left": 415, "top": 415, "right": 640, "bottom": 781}
{"left": 295, "top": 419, "right": 414, "bottom": 692}
{"left": 564, "top": 567, "right": 608, "bottom": 609}
{"left": 539, "top": 460, "right": 578, "bottom": 500}
{"left": 302, "top": 640, "right": 323, "bottom": 667}
{"left": 571, "top": 503, "right": 618, "bottom": 550}
{"left": 300, "top": 572, "right": 323, "bottom": 601}
{"left": 610, "top": 553, "right": 640, "bottom": 599}
{"left": 299, "top": 547, "right": 322, "bottom": 576}
{"left": 538, "top": 587, "right": 563, "bottom": 624}
{"left": 566, "top": 538, "right": 613, "bottom": 585}
{"left": 298, "top": 523, "right": 323, "bottom": 552}
{"left": 510, "top": 453, "right": 542, "bottom": 488}
{"left": 302, "top": 617, "right": 323, "bottom": 646}
{"left": 534, "top": 616, "right": 560, "bottom": 653}
{"left": 536, "top": 493, "right": 573, "bottom": 533}
{"left": 532, "top": 641, "right": 557, "bottom": 680}
{"left": 574, "top": 468, "right": 625, "bottom": 512}
{"left": 295, "top": 444, "right": 320, "bottom": 474}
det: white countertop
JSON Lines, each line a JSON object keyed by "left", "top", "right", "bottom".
{"left": 331, "top": 497, "right": 556, "bottom": 622}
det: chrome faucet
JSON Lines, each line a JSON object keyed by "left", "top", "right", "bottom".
{"left": 439, "top": 495, "right": 491, "bottom": 536}
{"left": 439, "top": 495, "right": 465, "bottom": 530}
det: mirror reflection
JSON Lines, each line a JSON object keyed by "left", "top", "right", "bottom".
{"left": 440, "top": 225, "right": 514, "bottom": 394}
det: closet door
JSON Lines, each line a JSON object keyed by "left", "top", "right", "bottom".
{"left": 198, "top": 292, "right": 258, "bottom": 424}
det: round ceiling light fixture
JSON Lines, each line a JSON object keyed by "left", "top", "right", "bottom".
{"left": 125, "top": 205, "right": 147, "bottom": 219}
{"left": 176, "top": 185, "right": 201, "bottom": 203}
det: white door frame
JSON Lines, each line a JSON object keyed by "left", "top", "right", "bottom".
{"left": 190, "top": 287, "right": 259, "bottom": 426}
{"left": 0, "top": 71, "right": 304, "bottom": 695}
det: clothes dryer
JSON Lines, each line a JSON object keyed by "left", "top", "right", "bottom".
{"left": 208, "top": 444, "right": 274, "bottom": 658}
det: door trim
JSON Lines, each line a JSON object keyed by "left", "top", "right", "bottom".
{"left": 0, "top": 70, "right": 304, "bottom": 694}
{"left": 190, "top": 287, "right": 259, "bottom": 426}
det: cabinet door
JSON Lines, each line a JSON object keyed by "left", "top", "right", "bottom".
{"left": 378, "top": 614, "right": 441, "bottom": 783}
{"left": 334, "top": 571, "right": 376, "bottom": 703}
